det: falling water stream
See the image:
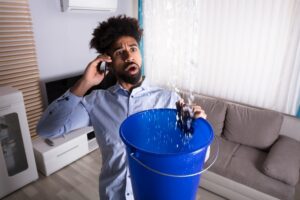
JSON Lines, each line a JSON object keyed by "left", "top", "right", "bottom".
{"left": 141, "top": 0, "right": 203, "bottom": 150}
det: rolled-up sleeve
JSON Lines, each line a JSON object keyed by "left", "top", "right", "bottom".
{"left": 36, "top": 90, "right": 90, "bottom": 138}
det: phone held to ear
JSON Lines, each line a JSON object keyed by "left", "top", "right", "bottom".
{"left": 98, "top": 61, "right": 107, "bottom": 73}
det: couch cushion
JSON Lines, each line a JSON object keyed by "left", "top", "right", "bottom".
{"left": 223, "top": 145, "right": 295, "bottom": 200}
{"left": 208, "top": 136, "right": 240, "bottom": 173}
{"left": 262, "top": 136, "right": 300, "bottom": 186}
{"left": 223, "top": 104, "right": 283, "bottom": 149}
{"left": 193, "top": 97, "right": 227, "bottom": 136}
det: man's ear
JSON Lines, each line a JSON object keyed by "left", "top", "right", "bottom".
{"left": 106, "top": 62, "right": 112, "bottom": 68}
{"left": 106, "top": 63, "right": 114, "bottom": 73}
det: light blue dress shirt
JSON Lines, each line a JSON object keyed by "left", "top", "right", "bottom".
{"left": 37, "top": 79, "right": 180, "bottom": 200}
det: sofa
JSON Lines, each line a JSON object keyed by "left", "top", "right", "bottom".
{"left": 181, "top": 91, "right": 300, "bottom": 200}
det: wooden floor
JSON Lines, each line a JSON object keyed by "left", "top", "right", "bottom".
{"left": 2, "top": 149, "right": 226, "bottom": 200}
{"left": 2, "top": 149, "right": 299, "bottom": 200}
{"left": 2, "top": 149, "right": 102, "bottom": 200}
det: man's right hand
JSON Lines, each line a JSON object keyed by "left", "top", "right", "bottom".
{"left": 71, "top": 55, "right": 112, "bottom": 97}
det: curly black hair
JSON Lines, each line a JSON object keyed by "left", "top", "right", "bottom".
{"left": 90, "top": 15, "right": 143, "bottom": 54}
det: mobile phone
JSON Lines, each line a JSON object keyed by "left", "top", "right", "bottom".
{"left": 98, "top": 61, "right": 107, "bottom": 72}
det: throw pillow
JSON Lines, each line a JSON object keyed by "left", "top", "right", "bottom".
{"left": 262, "top": 136, "right": 300, "bottom": 186}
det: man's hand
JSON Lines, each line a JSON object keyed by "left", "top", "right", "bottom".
{"left": 192, "top": 104, "right": 207, "bottom": 119}
{"left": 176, "top": 99, "right": 207, "bottom": 119}
{"left": 71, "top": 55, "right": 112, "bottom": 97}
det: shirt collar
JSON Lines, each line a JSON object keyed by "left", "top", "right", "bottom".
{"left": 109, "top": 77, "right": 150, "bottom": 95}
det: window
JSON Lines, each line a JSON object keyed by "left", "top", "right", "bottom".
{"left": 143, "top": 0, "right": 300, "bottom": 115}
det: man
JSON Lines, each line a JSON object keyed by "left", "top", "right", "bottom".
{"left": 37, "top": 15, "right": 206, "bottom": 200}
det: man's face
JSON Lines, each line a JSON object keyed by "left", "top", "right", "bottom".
{"left": 109, "top": 36, "right": 142, "bottom": 85}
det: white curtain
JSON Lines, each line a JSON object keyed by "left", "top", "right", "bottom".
{"left": 143, "top": 0, "right": 300, "bottom": 115}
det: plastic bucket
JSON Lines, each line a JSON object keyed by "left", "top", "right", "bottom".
{"left": 120, "top": 108, "right": 214, "bottom": 200}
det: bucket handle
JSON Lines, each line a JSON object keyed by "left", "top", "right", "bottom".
{"left": 129, "top": 137, "right": 219, "bottom": 178}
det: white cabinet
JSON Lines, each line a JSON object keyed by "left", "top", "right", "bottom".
{"left": 0, "top": 86, "right": 38, "bottom": 198}
{"left": 33, "top": 126, "right": 97, "bottom": 176}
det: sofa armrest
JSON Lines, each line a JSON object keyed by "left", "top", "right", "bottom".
{"left": 262, "top": 135, "right": 300, "bottom": 186}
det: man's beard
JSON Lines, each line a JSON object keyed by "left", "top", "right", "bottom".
{"left": 116, "top": 66, "right": 142, "bottom": 85}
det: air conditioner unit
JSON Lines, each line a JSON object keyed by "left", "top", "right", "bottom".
{"left": 60, "top": 0, "right": 118, "bottom": 12}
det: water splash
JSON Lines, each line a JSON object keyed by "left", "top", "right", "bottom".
{"left": 176, "top": 104, "right": 194, "bottom": 135}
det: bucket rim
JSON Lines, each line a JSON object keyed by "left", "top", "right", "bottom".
{"left": 119, "top": 108, "right": 214, "bottom": 156}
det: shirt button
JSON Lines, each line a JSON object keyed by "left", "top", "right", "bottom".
{"left": 127, "top": 193, "right": 130, "bottom": 196}
{"left": 65, "top": 97, "right": 69, "bottom": 101}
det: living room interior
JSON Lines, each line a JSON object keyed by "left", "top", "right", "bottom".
{"left": 0, "top": 0, "right": 300, "bottom": 200}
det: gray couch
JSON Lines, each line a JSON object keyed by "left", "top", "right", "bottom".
{"left": 181, "top": 92, "right": 300, "bottom": 200}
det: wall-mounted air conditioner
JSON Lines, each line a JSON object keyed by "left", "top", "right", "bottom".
{"left": 60, "top": 0, "right": 118, "bottom": 12}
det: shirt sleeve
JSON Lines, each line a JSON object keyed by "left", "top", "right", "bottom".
{"left": 36, "top": 90, "right": 90, "bottom": 138}
{"left": 166, "top": 90, "right": 181, "bottom": 109}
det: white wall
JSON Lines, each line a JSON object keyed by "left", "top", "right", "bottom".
{"left": 29, "top": 0, "right": 137, "bottom": 82}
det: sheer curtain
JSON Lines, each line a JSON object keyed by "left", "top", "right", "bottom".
{"left": 142, "top": 0, "right": 300, "bottom": 115}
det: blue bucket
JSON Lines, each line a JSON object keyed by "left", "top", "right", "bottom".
{"left": 120, "top": 108, "right": 214, "bottom": 200}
